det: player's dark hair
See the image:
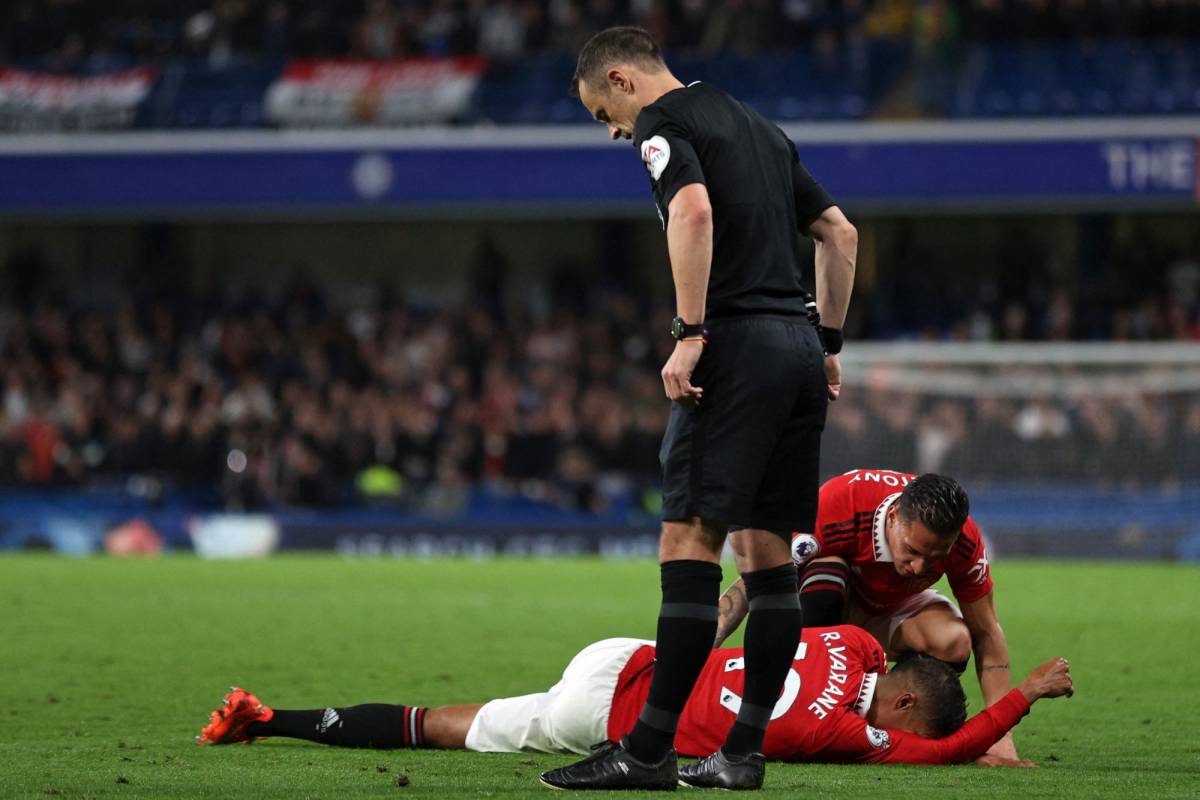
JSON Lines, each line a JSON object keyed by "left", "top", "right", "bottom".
{"left": 892, "top": 654, "right": 968, "bottom": 738}
{"left": 895, "top": 473, "right": 970, "bottom": 538}
{"left": 570, "top": 26, "right": 665, "bottom": 97}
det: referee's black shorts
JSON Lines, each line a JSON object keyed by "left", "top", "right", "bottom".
{"left": 659, "top": 315, "right": 827, "bottom": 533}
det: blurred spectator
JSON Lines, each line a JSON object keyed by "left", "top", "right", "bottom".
{"left": 476, "top": 0, "right": 528, "bottom": 60}
{"left": 355, "top": 0, "right": 405, "bottom": 59}
{"left": 911, "top": 0, "right": 958, "bottom": 114}
{"left": 0, "top": 221, "right": 1197, "bottom": 512}
{"left": 5, "top": 0, "right": 1196, "bottom": 74}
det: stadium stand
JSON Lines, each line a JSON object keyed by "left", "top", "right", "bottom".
{"left": 2, "top": 228, "right": 1197, "bottom": 512}
{"left": 0, "top": 2, "right": 1197, "bottom": 559}
{"left": 942, "top": 43, "right": 1200, "bottom": 117}
{"left": 3, "top": 2, "right": 1199, "bottom": 127}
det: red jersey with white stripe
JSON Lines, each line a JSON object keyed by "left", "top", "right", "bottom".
{"left": 605, "top": 625, "right": 1030, "bottom": 764}
{"left": 795, "top": 469, "right": 993, "bottom": 612}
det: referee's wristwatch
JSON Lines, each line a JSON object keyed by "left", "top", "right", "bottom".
{"left": 670, "top": 317, "right": 708, "bottom": 343}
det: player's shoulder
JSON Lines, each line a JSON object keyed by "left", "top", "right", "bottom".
{"left": 816, "top": 470, "right": 859, "bottom": 509}
{"left": 949, "top": 516, "right": 986, "bottom": 563}
{"left": 802, "top": 624, "right": 884, "bottom": 662}
{"left": 823, "top": 468, "right": 917, "bottom": 493}
{"left": 819, "top": 469, "right": 914, "bottom": 519}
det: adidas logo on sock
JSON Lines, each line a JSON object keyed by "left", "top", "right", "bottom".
{"left": 318, "top": 708, "right": 341, "bottom": 733}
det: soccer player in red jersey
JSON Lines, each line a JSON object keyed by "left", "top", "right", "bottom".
{"left": 198, "top": 625, "right": 1072, "bottom": 767}
{"left": 715, "top": 469, "right": 1022, "bottom": 765}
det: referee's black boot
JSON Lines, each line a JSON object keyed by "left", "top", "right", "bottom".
{"left": 539, "top": 739, "right": 678, "bottom": 791}
{"left": 678, "top": 749, "right": 765, "bottom": 790}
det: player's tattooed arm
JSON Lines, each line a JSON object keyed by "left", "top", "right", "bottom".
{"left": 980, "top": 663, "right": 1011, "bottom": 672}
{"left": 713, "top": 579, "right": 748, "bottom": 648}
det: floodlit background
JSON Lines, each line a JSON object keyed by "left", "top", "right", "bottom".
{"left": 2, "top": 4, "right": 1200, "bottom": 800}
{"left": 0, "top": 3, "right": 1198, "bottom": 559}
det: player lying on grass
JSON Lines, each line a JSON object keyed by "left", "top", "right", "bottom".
{"left": 715, "top": 470, "right": 1024, "bottom": 765}
{"left": 198, "top": 625, "right": 1072, "bottom": 770}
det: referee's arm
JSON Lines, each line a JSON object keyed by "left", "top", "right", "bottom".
{"left": 660, "top": 182, "right": 713, "bottom": 405}
{"left": 797, "top": 156, "right": 856, "bottom": 401}
{"left": 666, "top": 183, "right": 713, "bottom": 328}
{"left": 788, "top": 137, "right": 857, "bottom": 341}
{"left": 806, "top": 206, "right": 857, "bottom": 334}
{"left": 806, "top": 205, "right": 856, "bottom": 402}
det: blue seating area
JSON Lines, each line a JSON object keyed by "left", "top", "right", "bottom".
{"left": 9, "top": 42, "right": 1200, "bottom": 128}
{"left": 945, "top": 42, "right": 1200, "bottom": 117}
{"left": 473, "top": 41, "right": 911, "bottom": 124}
{"left": 137, "top": 58, "right": 285, "bottom": 129}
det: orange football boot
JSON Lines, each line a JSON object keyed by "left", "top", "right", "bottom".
{"left": 198, "top": 687, "right": 274, "bottom": 745}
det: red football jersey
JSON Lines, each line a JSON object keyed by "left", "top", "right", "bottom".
{"left": 606, "top": 625, "right": 1030, "bottom": 764}
{"left": 794, "top": 469, "right": 993, "bottom": 612}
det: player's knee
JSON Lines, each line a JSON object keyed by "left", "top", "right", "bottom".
{"left": 928, "top": 626, "right": 972, "bottom": 666}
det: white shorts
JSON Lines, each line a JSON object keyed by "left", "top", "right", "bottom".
{"left": 848, "top": 589, "right": 961, "bottom": 658}
{"left": 464, "top": 637, "right": 652, "bottom": 755}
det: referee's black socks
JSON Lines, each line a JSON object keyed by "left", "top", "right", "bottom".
{"left": 723, "top": 563, "right": 801, "bottom": 758}
{"left": 624, "top": 559, "right": 723, "bottom": 763}
{"left": 248, "top": 704, "right": 428, "bottom": 749}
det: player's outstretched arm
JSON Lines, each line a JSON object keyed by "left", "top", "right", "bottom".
{"left": 961, "top": 592, "right": 1022, "bottom": 763}
{"left": 975, "top": 656, "right": 1076, "bottom": 767}
{"left": 1018, "top": 656, "right": 1075, "bottom": 701}
{"left": 713, "top": 578, "right": 748, "bottom": 647}
{"left": 879, "top": 656, "right": 1074, "bottom": 766}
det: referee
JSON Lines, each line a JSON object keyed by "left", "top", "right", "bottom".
{"left": 539, "top": 28, "right": 857, "bottom": 792}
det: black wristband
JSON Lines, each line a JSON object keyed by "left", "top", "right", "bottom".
{"left": 819, "top": 325, "right": 843, "bottom": 355}
{"left": 670, "top": 317, "right": 708, "bottom": 341}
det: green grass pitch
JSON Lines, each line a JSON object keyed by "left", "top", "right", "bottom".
{"left": 1, "top": 556, "right": 1198, "bottom": 799}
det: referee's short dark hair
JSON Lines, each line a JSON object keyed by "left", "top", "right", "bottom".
{"left": 892, "top": 653, "right": 968, "bottom": 738}
{"left": 896, "top": 473, "right": 970, "bottom": 538}
{"left": 570, "top": 26, "right": 666, "bottom": 97}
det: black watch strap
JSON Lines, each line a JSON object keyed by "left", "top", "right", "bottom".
{"left": 819, "top": 325, "right": 843, "bottom": 355}
{"left": 671, "top": 317, "right": 708, "bottom": 342}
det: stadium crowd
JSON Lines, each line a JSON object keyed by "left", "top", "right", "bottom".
{"left": 1, "top": 236, "right": 1198, "bottom": 511}
{"left": 4, "top": 0, "right": 1198, "bottom": 72}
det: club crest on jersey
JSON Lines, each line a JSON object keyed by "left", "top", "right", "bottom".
{"left": 640, "top": 135, "right": 670, "bottom": 181}
{"left": 865, "top": 725, "right": 891, "bottom": 749}
{"left": 791, "top": 534, "right": 820, "bottom": 565}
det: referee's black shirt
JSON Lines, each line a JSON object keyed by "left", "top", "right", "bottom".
{"left": 633, "top": 81, "right": 835, "bottom": 319}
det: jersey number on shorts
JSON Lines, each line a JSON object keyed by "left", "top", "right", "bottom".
{"left": 718, "top": 642, "right": 807, "bottom": 720}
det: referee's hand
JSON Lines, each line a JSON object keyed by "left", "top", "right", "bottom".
{"left": 662, "top": 340, "right": 705, "bottom": 406}
{"left": 825, "top": 354, "right": 842, "bottom": 401}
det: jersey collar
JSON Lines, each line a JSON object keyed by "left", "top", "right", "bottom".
{"left": 872, "top": 493, "right": 901, "bottom": 563}
{"left": 851, "top": 673, "right": 878, "bottom": 719}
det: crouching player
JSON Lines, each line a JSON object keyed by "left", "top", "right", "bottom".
{"left": 715, "top": 469, "right": 1023, "bottom": 766}
{"left": 199, "top": 625, "right": 1072, "bottom": 778}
